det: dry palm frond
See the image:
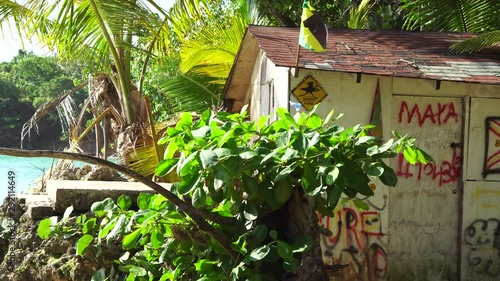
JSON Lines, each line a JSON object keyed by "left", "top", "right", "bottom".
{"left": 118, "top": 120, "right": 171, "bottom": 181}
{"left": 120, "top": 112, "right": 204, "bottom": 182}
{"left": 56, "top": 95, "right": 77, "bottom": 136}
{"left": 21, "top": 82, "right": 87, "bottom": 148}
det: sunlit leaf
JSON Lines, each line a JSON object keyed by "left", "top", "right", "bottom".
{"left": 76, "top": 234, "right": 94, "bottom": 255}
{"left": 249, "top": 245, "right": 270, "bottom": 261}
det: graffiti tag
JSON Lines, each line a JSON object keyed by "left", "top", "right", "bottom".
{"left": 320, "top": 207, "right": 387, "bottom": 281}
{"left": 398, "top": 101, "right": 459, "bottom": 126}
{"left": 464, "top": 219, "right": 500, "bottom": 276}
{"left": 396, "top": 150, "right": 461, "bottom": 187}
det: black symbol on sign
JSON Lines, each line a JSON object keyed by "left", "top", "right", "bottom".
{"left": 300, "top": 82, "right": 320, "bottom": 98}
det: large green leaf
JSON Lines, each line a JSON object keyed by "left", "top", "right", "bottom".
{"left": 302, "top": 164, "right": 323, "bottom": 196}
{"left": 274, "top": 163, "right": 298, "bottom": 183}
{"left": 192, "top": 188, "right": 207, "bottom": 208}
{"left": 249, "top": 245, "right": 270, "bottom": 261}
{"left": 277, "top": 241, "right": 293, "bottom": 261}
{"left": 364, "top": 162, "right": 384, "bottom": 177}
{"left": 326, "top": 166, "right": 340, "bottom": 185}
{"left": 123, "top": 228, "right": 142, "bottom": 250}
{"left": 155, "top": 158, "right": 179, "bottom": 177}
{"left": 117, "top": 194, "right": 132, "bottom": 211}
{"left": 37, "top": 217, "right": 56, "bottom": 239}
{"left": 291, "top": 236, "right": 313, "bottom": 253}
{"left": 327, "top": 185, "right": 344, "bottom": 208}
{"left": 251, "top": 225, "right": 268, "bottom": 248}
{"left": 76, "top": 234, "right": 94, "bottom": 255}
{"left": 199, "top": 149, "right": 219, "bottom": 169}
{"left": 178, "top": 173, "right": 202, "bottom": 194}
{"left": 379, "top": 161, "right": 398, "bottom": 187}
{"left": 151, "top": 228, "right": 165, "bottom": 249}
{"left": 274, "top": 180, "right": 294, "bottom": 204}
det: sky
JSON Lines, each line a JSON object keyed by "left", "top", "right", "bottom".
{"left": 0, "top": 26, "right": 48, "bottom": 62}
{"left": 0, "top": 0, "right": 176, "bottom": 62}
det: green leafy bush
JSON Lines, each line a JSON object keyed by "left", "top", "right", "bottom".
{"left": 37, "top": 106, "right": 428, "bottom": 280}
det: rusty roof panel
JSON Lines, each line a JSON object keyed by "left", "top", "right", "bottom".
{"left": 247, "top": 26, "right": 500, "bottom": 85}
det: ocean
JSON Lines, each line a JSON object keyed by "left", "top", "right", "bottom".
{"left": 0, "top": 155, "right": 89, "bottom": 200}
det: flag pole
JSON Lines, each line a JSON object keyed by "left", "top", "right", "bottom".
{"left": 294, "top": 43, "right": 301, "bottom": 78}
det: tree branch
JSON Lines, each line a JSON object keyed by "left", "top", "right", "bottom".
{"left": 0, "top": 147, "right": 238, "bottom": 260}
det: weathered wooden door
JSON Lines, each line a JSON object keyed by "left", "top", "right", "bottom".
{"left": 388, "top": 96, "right": 463, "bottom": 281}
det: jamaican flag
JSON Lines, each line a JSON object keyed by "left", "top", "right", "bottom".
{"left": 299, "top": 0, "right": 327, "bottom": 52}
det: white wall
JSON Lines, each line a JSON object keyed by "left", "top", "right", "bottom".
{"left": 289, "top": 70, "right": 391, "bottom": 281}
{"left": 245, "top": 64, "right": 500, "bottom": 281}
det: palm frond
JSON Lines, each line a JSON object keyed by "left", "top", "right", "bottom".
{"left": 168, "top": 0, "right": 211, "bottom": 37}
{"left": 232, "top": 0, "right": 267, "bottom": 26}
{"left": 179, "top": 14, "right": 246, "bottom": 79}
{"left": 20, "top": 0, "right": 160, "bottom": 72}
{"left": 401, "top": 0, "right": 500, "bottom": 32}
{"left": 21, "top": 82, "right": 87, "bottom": 149}
{"left": 347, "top": 0, "right": 373, "bottom": 29}
{"left": 450, "top": 30, "right": 500, "bottom": 53}
{"left": 156, "top": 71, "right": 223, "bottom": 113}
{"left": 0, "top": 0, "right": 29, "bottom": 25}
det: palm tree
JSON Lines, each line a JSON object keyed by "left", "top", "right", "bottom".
{"left": 0, "top": 0, "right": 221, "bottom": 161}
{"left": 126, "top": 0, "right": 266, "bottom": 177}
{"left": 401, "top": 0, "right": 500, "bottom": 52}
{"left": 152, "top": 0, "right": 265, "bottom": 113}
{"left": 0, "top": 0, "right": 263, "bottom": 178}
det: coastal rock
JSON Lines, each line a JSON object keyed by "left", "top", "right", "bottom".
{"left": 0, "top": 210, "right": 122, "bottom": 281}
{"left": 51, "top": 164, "right": 126, "bottom": 182}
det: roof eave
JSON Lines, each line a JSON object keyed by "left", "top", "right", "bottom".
{"left": 223, "top": 27, "right": 260, "bottom": 112}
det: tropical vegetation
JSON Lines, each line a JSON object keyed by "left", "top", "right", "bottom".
{"left": 0, "top": 51, "right": 86, "bottom": 148}
{"left": 37, "top": 107, "right": 429, "bottom": 280}
{"left": 401, "top": 0, "right": 500, "bottom": 52}
{"left": 1, "top": 0, "right": 476, "bottom": 279}
{"left": 0, "top": 0, "right": 257, "bottom": 173}
{"left": 0, "top": 0, "right": 496, "bottom": 156}
{"left": 253, "top": 0, "right": 499, "bottom": 51}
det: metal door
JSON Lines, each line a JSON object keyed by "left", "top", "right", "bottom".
{"left": 388, "top": 96, "right": 462, "bottom": 281}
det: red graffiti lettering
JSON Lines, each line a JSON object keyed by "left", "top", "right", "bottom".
{"left": 398, "top": 101, "right": 459, "bottom": 126}
{"left": 320, "top": 208, "right": 386, "bottom": 281}
{"left": 396, "top": 150, "right": 461, "bottom": 186}
{"left": 345, "top": 208, "right": 364, "bottom": 249}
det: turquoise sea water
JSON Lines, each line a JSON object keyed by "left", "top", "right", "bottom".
{"left": 0, "top": 155, "right": 88, "bottom": 200}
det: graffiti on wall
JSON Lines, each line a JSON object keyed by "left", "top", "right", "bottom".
{"left": 396, "top": 100, "right": 461, "bottom": 186}
{"left": 319, "top": 196, "right": 387, "bottom": 281}
{"left": 396, "top": 151, "right": 461, "bottom": 187}
{"left": 483, "top": 117, "right": 500, "bottom": 177}
{"left": 464, "top": 219, "right": 500, "bottom": 276}
{"left": 398, "top": 101, "right": 459, "bottom": 127}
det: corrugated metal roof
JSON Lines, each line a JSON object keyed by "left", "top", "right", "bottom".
{"left": 248, "top": 25, "right": 500, "bottom": 85}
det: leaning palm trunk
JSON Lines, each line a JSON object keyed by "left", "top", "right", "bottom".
{"left": 19, "top": 71, "right": 187, "bottom": 183}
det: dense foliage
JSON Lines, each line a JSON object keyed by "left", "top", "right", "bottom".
{"left": 0, "top": 51, "right": 85, "bottom": 145}
{"left": 401, "top": 0, "right": 500, "bottom": 52}
{"left": 0, "top": 51, "right": 81, "bottom": 108}
{"left": 254, "top": 0, "right": 405, "bottom": 29}
{"left": 253, "top": 0, "right": 498, "bottom": 52}
{"left": 37, "top": 107, "right": 428, "bottom": 280}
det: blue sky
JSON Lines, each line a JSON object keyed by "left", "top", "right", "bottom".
{"left": 0, "top": 0, "right": 175, "bottom": 62}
